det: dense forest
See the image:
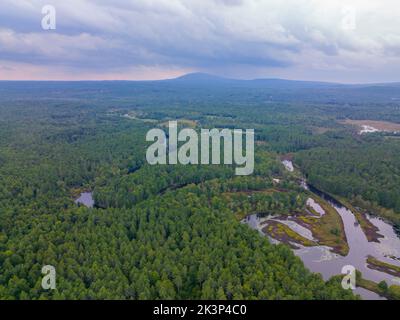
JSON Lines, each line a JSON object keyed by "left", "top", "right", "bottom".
{"left": 1, "top": 78, "right": 400, "bottom": 299}
{"left": 295, "top": 135, "right": 400, "bottom": 227}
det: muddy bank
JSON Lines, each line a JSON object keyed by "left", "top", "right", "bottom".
{"left": 261, "top": 220, "right": 316, "bottom": 249}
{"left": 367, "top": 256, "right": 400, "bottom": 278}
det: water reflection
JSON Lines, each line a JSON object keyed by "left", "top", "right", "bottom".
{"left": 243, "top": 182, "right": 400, "bottom": 300}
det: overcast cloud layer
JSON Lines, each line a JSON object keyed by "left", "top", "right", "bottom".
{"left": 0, "top": 0, "right": 400, "bottom": 82}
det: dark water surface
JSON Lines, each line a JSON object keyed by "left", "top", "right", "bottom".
{"left": 243, "top": 176, "right": 400, "bottom": 300}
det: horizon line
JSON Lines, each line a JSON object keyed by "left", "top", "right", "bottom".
{"left": 0, "top": 73, "right": 399, "bottom": 86}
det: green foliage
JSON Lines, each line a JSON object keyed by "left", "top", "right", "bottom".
{"left": 0, "top": 96, "right": 357, "bottom": 300}
{"left": 388, "top": 285, "right": 400, "bottom": 300}
{"left": 295, "top": 137, "right": 400, "bottom": 214}
{"left": 378, "top": 281, "right": 388, "bottom": 292}
{"left": 4, "top": 81, "right": 399, "bottom": 300}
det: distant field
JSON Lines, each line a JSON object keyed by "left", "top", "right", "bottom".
{"left": 341, "top": 119, "right": 400, "bottom": 132}
{"left": 161, "top": 119, "right": 198, "bottom": 127}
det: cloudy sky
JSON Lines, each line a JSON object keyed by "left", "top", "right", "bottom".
{"left": 0, "top": 0, "right": 400, "bottom": 82}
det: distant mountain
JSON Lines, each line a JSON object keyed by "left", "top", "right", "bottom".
{"left": 172, "top": 72, "right": 234, "bottom": 83}
{"left": 159, "top": 72, "right": 400, "bottom": 103}
{"left": 249, "top": 78, "right": 343, "bottom": 88}
{"left": 169, "top": 73, "right": 400, "bottom": 89}
{"left": 2, "top": 73, "right": 400, "bottom": 105}
{"left": 169, "top": 73, "right": 342, "bottom": 89}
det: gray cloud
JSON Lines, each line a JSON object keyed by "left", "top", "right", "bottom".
{"left": 0, "top": 0, "right": 400, "bottom": 82}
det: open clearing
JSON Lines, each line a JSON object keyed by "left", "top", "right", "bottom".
{"left": 341, "top": 119, "right": 400, "bottom": 132}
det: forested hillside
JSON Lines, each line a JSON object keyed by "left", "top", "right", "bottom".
{"left": 1, "top": 79, "right": 400, "bottom": 299}
{"left": 0, "top": 86, "right": 357, "bottom": 300}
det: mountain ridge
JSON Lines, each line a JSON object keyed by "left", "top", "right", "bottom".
{"left": 168, "top": 72, "right": 400, "bottom": 88}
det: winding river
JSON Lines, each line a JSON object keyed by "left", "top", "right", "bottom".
{"left": 243, "top": 160, "right": 400, "bottom": 300}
